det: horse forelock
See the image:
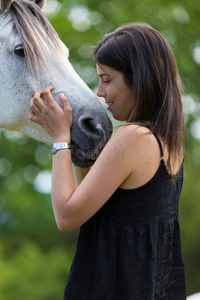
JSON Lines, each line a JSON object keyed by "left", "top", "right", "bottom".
{"left": 8, "top": 0, "right": 67, "bottom": 77}
{"left": 0, "top": 0, "right": 11, "bottom": 12}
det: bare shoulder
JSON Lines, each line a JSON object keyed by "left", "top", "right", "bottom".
{"left": 110, "top": 124, "right": 164, "bottom": 189}
{"left": 98, "top": 123, "right": 162, "bottom": 171}
{"left": 114, "top": 124, "right": 152, "bottom": 137}
{"left": 112, "top": 124, "right": 155, "bottom": 150}
{"left": 108, "top": 123, "right": 162, "bottom": 165}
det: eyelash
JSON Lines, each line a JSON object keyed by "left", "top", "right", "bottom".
{"left": 103, "top": 80, "right": 110, "bottom": 83}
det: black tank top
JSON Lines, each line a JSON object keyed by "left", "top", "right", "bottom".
{"left": 64, "top": 133, "right": 186, "bottom": 300}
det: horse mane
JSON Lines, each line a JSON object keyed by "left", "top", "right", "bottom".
{"left": 8, "top": 0, "right": 66, "bottom": 78}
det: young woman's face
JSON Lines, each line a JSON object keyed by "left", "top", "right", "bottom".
{"left": 96, "top": 64, "right": 135, "bottom": 122}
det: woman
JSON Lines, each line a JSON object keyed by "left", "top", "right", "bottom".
{"left": 29, "top": 24, "right": 186, "bottom": 299}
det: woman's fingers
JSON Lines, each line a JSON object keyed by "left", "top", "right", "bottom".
{"left": 29, "top": 89, "right": 48, "bottom": 123}
{"left": 31, "top": 87, "right": 54, "bottom": 111}
{"left": 60, "top": 93, "right": 72, "bottom": 111}
{"left": 30, "top": 90, "right": 46, "bottom": 115}
{"left": 28, "top": 87, "right": 73, "bottom": 139}
{"left": 60, "top": 93, "right": 73, "bottom": 126}
{"left": 28, "top": 109, "right": 41, "bottom": 124}
{"left": 30, "top": 97, "right": 41, "bottom": 116}
{"left": 43, "top": 86, "right": 55, "bottom": 105}
{"left": 34, "top": 90, "right": 43, "bottom": 98}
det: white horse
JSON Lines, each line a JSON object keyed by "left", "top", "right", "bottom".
{"left": 0, "top": 0, "right": 112, "bottom": 167}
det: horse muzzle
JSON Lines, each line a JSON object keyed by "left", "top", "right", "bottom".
{"left": 71, "top": 114, "right": 113, "bottom": 168}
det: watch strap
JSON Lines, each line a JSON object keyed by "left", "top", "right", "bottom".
{"left": 51, "top": 142, "right": 72, "bottom": 155}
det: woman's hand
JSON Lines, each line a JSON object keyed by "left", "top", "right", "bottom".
{"left": 28, "top": 86, "right": 72, "bottom": 143}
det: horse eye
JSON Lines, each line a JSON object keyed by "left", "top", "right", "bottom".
{"left": 14, "top": 45, "right": 25, "bottom": 57}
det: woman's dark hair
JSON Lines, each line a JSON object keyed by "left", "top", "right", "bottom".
{"left": 93, "top": 24, "right": 184, "bottom": 177}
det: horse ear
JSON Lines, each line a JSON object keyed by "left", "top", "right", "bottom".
{"left": 34, "top": 0, "right": 45, "bottom": 9}
{"left": 1, "top": 0, "right": 12, "bottom": 12}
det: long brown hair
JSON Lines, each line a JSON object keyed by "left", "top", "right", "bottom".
{"left": 93, "top": 24, "right": 184, "bottom": 176}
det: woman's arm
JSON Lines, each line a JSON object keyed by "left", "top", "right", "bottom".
{"left": 28, "top": 88, "right": 132, "bottom": 230}
{"left": 73, "top": 165, "right": 91, "bottom": 187}
{"left": 28, "top": 88, "right": 160, "bottom": 231}
{"left": 49, "top": 128, "right": 134, "bottom": 231}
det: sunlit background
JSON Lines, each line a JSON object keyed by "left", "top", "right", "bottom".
{"left": 0, "top": 0, "right": 200, "bottom": 299}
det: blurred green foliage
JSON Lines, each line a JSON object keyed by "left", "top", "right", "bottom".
{"left": 0, "top": 0, "right": 200, "bottom": 298}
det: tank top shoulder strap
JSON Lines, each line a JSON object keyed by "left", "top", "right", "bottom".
{"left": 138, "top": 123, "right": 164, "bottom": 159}
{"left": 152, "top": 132, "right": 164, "bottom": 159}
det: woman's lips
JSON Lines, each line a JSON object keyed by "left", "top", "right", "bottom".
{"left": 105, "top": 102, "right": 114, "bottom": 110}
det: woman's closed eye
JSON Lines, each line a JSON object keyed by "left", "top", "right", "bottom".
{"left": 102, "top": 76, "right": 111, "bottom": 83}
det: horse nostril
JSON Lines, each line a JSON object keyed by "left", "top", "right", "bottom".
{"left": 78, "top": 116, "right": 102, "bottom": 140}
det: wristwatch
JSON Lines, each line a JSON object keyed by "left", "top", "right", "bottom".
{"left": 51, "top": 142, "right": 72, "bottom": 155}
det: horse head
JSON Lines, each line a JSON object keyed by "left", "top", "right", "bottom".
{"left": 0, "top": 0, "right": 113, "bottom": 167}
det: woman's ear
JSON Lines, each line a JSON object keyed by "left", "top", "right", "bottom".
{"left": 34, "top": 0, "right": 45, "bottom": 9}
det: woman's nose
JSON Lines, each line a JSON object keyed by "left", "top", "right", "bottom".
{"left": 96, "top": 83, "right": 106, "bottom": 98}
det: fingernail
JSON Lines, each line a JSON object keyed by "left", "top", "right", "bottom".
{"left": 60, "top": 93, "right": 65, "bottom": 99}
